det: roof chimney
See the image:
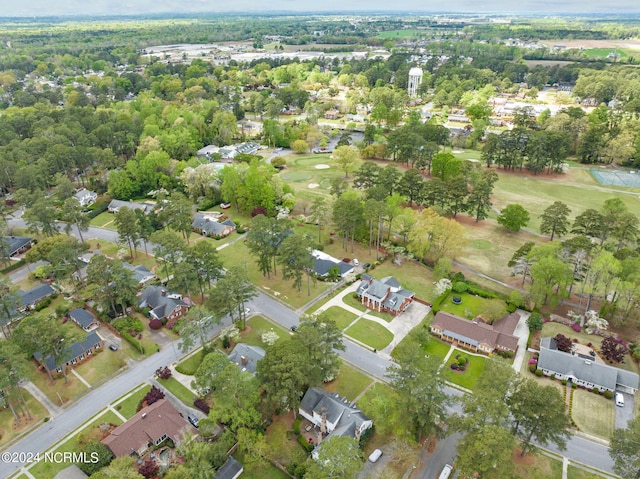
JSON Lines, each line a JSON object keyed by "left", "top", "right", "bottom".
{"left": 241, "top": 356, "right": 247, "bottom": 366}
{"left": 161, "top": 289, "right": 166, "bottom": 296}
{"left": 142, "top": 413, "right": 147, "bottom": 419}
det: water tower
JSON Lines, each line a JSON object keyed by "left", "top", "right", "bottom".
{"left": 407, "top": 67, "right": 423, "bottom": 98}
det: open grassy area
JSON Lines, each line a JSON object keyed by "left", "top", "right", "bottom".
{"left": 157, "top": 376, "right": 197, "bottom": 404}
{"left": 571, "top": 388, "right": 615, "bottom": 439}
{"left": 89, "top": 212, "right": 115, "bottom": 228}
{"left": 26, "top": 360, "right": 89, "bottom": 406}
{"left": 513, "top": 451, "right": 564, "bottom": 478}
{"left": 345, "top": 318, "right": 393, "bottom": 351}
{"left": 325, "top": 364, "right": 374, "bottom": 401}
{"left": 217, "top": 235, "right": 332, "bottom": 309}
{"left": 279, "top": 154, "right": 345, "bottom": 204}
{"left": 378, "top": 29, "right": 428, "bottom": 38}
{"left": 423, "top": 337, "right": 453, "bottom": 361}
{"left": 439, "top": 292, "right": 506, "bottom": 319}
{"left": 73, "top": 348, "right": 126, "bottom": 385}
{"left": 176, "top": 351, "right": 205, "bottom": 375}
{"left": 237, "top": 315, "right": 290, "bottom": 347}
{"left": 567, "top": 465, "right": 610, "bottom": 479}
{"left": 0, "top": 389, "right": 49, "bottom": 447}
{"left": 264, "top": 413, "right": 309, "bottom": 466}
{"left": 27, "top": 410, "right": 123, "bottom": 479}
{"left": 114, "top": 384, "right": 152, "bottom": 419}
{"left": 341, "top": 292, "right": 367, "bottom": 312}
{"left": 444, "top": 351, "right": 489, "bottom": 390}
{"left": 233, "top": 451, "right": 290, "bottom": 479}
{"left": 318, "top": 305, "right": 359, "bottom": 331}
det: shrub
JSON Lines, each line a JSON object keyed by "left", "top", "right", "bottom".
{"left": 571, "top": 322, "right": 582, "bottom": 333}
{"left": 297, "top": 435, "right": 314, "bottom": 452}
{"left": 593, "top": 387, "right": 599, "bottom": 394}
{"left": 138, "top": 386, "right": 164, "bottom": 411}
{"left": 87, "top": 198, "right": 110, "bottom": 219}
{"left": 453, "top": 281, "right": 468, "bottom": 293}
{"left": 149, "top": 318, "right": 163, "bottom": 330}
{"left": 155, "top": 366, "right": 172, "bottom": 379}
{"left": 113, "top": 316, "right": 144, "bottom": 333}
{"left": 528, "top": 358, "right": 538, "bottom": 365}
{"left": 222, "top": 336, "right": 230, "bottom": 349}
{"left": 236, "top": 226, "right": 245, "bottom": 234}
{"left": 121, "top": 334, "right": 145, "bottom": 354}
{"left": 466, "top": 284, "right": 497, "bottom": 299}
{"left": 251, "top": 206, "right": 268, "bottom": 217}
{"left": 562, "top": 379, "right": 568, "bottom": 385}
{"left": 535, "top": 369, "right": 544, "bottom": 377}
{"left": 138, "top": 460, "right": 159, "bottom": 479}
{"left": 527, "top": 312, "right": 544, "bottom": 331}
{"left": 293, "top": 417, "right": 301, "bottom": 435}
{"left": 571, "top": 382, "right": 577, "bottom": 389}
{"left": 603, "top": 390, "right": 614, "bottom": 400}
{"left": 506, "top": 303, "right": 517, "bottom": 313}
{"left": 194, "top": 398, "right": 210, "bottom": 414}
{"left": 34, "top": 295, "right": 55, "bottom": 311}
{"left": 528, "top": 364, "right": 537, "bottom": 373}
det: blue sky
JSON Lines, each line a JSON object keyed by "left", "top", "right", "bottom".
{"left": 2, "top": 0, "right": 640, "bottom": 17}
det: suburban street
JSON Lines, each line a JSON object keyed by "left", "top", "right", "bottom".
{"left": 2, "top": 219, "right": 617, "bottom": 478}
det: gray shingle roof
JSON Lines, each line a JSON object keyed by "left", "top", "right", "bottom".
{"left": 138, "top": 285, "right": 186, "bottom": 320}
{"left": 1, "top": 236, "right": 33, "bottom": 256}
{"left": 122, "top": 262, "right": 155, "bottom": 284}
{"left": 215, "top": 456, "right": 243, "bottom": 479}
{"left": 192, "top": 213, "right": 236, "bottom": 236}
{"left": 108, "top": 200, "right": 153, "bottom": 213}
{"left": 299, "top": 387, "right": 371, "bottom": 437}
{"left": 228, "top": 344, "right": 265, "bottom": 374}
{"left": 20, "top": 284, "right": 56, "bottom": 307}
{"left": 35, "top": 331, "right": 102, "bottom": 371}
{"left": 69, "top": 308, "right": 96, "bottom": 329}
{"left": 538, "top": 338, "right": 639, "bottom": 392}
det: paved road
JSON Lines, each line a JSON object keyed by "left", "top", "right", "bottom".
{"left": 2, "top": 220, "right": 618, "bottom": 477}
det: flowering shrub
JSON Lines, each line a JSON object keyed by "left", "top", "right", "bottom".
{"left": 571, "top": 322, "right": 582, "bottom": 333}
{"left": 528, "top": 358, "right": 538, "bottom": 365}
{"left": 261, "top": 330, "right": 280, "bottom": 346}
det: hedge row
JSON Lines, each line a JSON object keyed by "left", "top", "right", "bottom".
{"left": 0, "top": 258, "right": 26, "bottom": 274}
{"left": 121, "top": 333, "right": 145, "bottom": 354}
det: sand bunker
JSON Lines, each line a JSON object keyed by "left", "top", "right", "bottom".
{"left": 315, "top": 164, "right": 330, "bottom": 169}
{"left": 452, "top": 150, "right": 464, "bottom": 154}
{"left": 308, "top": 183, "right": 320, "bottom": 189}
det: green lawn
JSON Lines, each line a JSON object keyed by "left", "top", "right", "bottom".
{"left": 445, "top": 351, "right": 489, "bottom": 390}
{"left": 567, "top": 465, "right": 610, "bottom": 479}
{"left": 177, "top": 351, "right": 205, "bottom": 375}
{"left": 438, "top": 292, "right": 506, "bottom": 319}
{"left": 345, "top": 318, "right": 393, "bottom": 350}
{"left": 514, "top": 452, "right": 564, "bottom": 479}
{"left": 341, "top": 292, "right": 367, "bottom": 312}
{"left": 26, "top": 360, "right": 89, "bottom": 406}
{"left": 367, "top": 309, "right": 394, "bottom": 322}
{"left": 571, "top": 388, "right": 615, "bottom": 440}
{"left": 157, "top": 376, "right": 197, "bottom": 404}
{"left": 264, "top": 414, "right": 309, "bottom": 466}
{"left": 325, "top": 364, "right": 374, "bottom": 401}
{"left": 73, "top": 348, "right": 127, "bottom": 385}
{"left": 318, "top": 306, "right": 359, "bottom": 331}
{"left": 217, "top": 236, "right": 332, "bottom": 309}
{"left": 27, "top": 410, "right": 123, "bottom": 479}
{"left": 365, "top": 260, "right": 437, "bottom": 302}
{"left": 237, "top": 315, "right": 290, "bottom": 347}
{"left": 89, "top": 212, "right": 115, "bottom": 228}
{"left": 114, "top": 384, "right": 152, "bottom": 419}
{"left": 0, "top": 388, "right": 49, "bottom": 448}
{"left": 233, "top": 452, "right": 290, "bottom": 479}
{"left": 423, "top": 338, "right": 453, "bottom": 361}
{"left": 378, "top": 29, "right": 428, "bottom": 38}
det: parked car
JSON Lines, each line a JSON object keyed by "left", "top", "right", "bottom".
{"left": 220, "top": 202, "right": 231, "bottom": 209}
{"left": 353, "top": 258, "right": 359, "bottom": 266}
{"left": 108, "top": 344, "right": 118, "bottom": 352}
{"left": 368, "top": 449, "right": 382, "bottom": 463}
{"left": 188, "top": 415, "right": 200, "bottom": 428}
{"left": 363, "top": 263, "right": 371, "bottom": 269}
{"left": 439, "top": 464, "right": 453, "bottom": 479}
{"left": 615, "top": 392, "right": 625, "bottom": 407}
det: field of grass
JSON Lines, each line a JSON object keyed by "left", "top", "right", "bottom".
{"left": 514, "top": 452, "right": 564, "bottom": 478}
{"left": 264, "top": 413, "right": 309, "bottom": 466}
{"left": 238, "top": 315, "right": 290, "bottom": 346}
{"left": 177, "top": 351, "right": 205, "bottom": 375}
{"left": 582, "top": 47, "right": 628, "bottom": 59}
{"left": 88, "top": 212, "right": 115, "bottom": 228}
{"left": 157, "top": 376, "right": 197, "bottom": 404}
{"left": 444, "top": 351, "right": 488, "bottom": 390}
{"left": 325, "top": 364, "right": 374, "bottom": 401}
{"left": 318, "top": 305, "right": 358, "bottom": 331}
{"left": 115, "top": 384, "right": 152, "bottom": 419}
{"left": 278, "top": 154, "right": 343, "bottom": 204}
{"left": 341, "top": 292, "right": 367, "bottom": 312}
{"left": 367, "top": 259, "right": 437, "bottom": 302}
{"left": 0, "top": 389, "right": 48, "bottom": 447}
{"left": 26, "top": 361, "right": 89, "bottom": 406}
{"left": 233, "top": 451, "right": 290, "bottom": 479}
{"left": 378, "top": 29, "right": 428, "bottom": 38}
{"left": 571, "top": 388, "right": 615, "bottom": 439}
{"left": 438, "top": 292, "right": 506, "bottom": 319}
{"left": 345, "top": 318, "right": 393, "bottom": 350}
{"left": 567, "top": 465, "right": 610, "bottom": 479}
{"left": 73, "top": 348, "right": 126, "bottom": 385}
{"left": 27, "top": 410, "right": 123, "bottom": 479}
{"left": 423, "top": 337, "right": 453, "bottom": 361}
{"left": 217, "top": 234, "right": 332, "bottom": 309}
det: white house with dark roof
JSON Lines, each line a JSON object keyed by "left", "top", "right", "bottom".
{"left": 107, "top": 199, "right": 154, "bottom": 214}
{"left": 69, "top": 308, "right": 99, "bottom": 332}
{"left": 299, "top": 388, "right": 372, "bottom": 458}
{"left": 537, "top": 337, "right": 639, "bottom": 394}
{"left": 1, "top": 236, "right": 35, "bottom": 258}
{"left": 192, "top": 212, "right": 237, "bottom": 238}
{"left": 355, "top": 274, "right": 414, "bottom": 315}
{"left": 311, "top": 250, "right": 354, "bottom": 278}
{"left": 73, "top": 188, "right": 97, "bottom": 207}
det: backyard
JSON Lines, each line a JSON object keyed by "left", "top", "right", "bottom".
{"left": 438, "top": 292, "right": 507, "bottom": 320}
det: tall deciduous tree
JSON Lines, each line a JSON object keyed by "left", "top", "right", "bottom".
{"left": 386, "top": 341, "right": 450, "bottom": 442}
{"left": 408, "top": 208, "right": 467, "bottom": 263}
{"left": 61, "top": 198, "right": 90, "bottom": 243}
{"left": 279, "top": 233, "right": 314, "bottom": 294}
{"left": 0, "top": 340, "right": 32, "bottom": 424}
{"left": 23, "top": 197, "right": 59, "bottom": 237}
{"left": 150, "top": 230, "right": 185, "bottom": 282}
{"left": 293, "top": 313, "right": 345, "bottom": 384}
{"left": 455, "top": 424, "right": 515, "bottom": 479}
{"left": 184, "top": 241, "right": 224, "bottom": 300}
{"left": 332, "top": 191, "right": 364, "bottom": 253}
{"left": 0, "top": 277, "right": 23, "bottom": 339}
{"left": 207, "top": 266, "right": 256, "bottom": 330}
{"left": 540, "top": 201, "right": 571, "bottom": 241}
{"left": 304, "top": 436, "right": 364, "bottom": 479}
{"left": 161, "top": 192, "right": 194, "bottom": 244}
{"left": 332, "top": 145, "right": 361, "bottom": 178}
{"left": 498, "top": 204, "right": 530, "bottom": 232}
{"left": 466, "top": 170, "right": 498, "bottom": 222}
{"left": 609, "top": 416, "right": 640, "bottom": 479}
{"left": 310, "top": 196, "right": 330, "bottom": 244}
{"left": 87, "top": 255, "right": 137, "bottom": 317}
{"left": 176, "top": 305, "right": 220, "bottom": 354}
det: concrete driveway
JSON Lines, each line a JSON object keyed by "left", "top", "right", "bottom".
{"left": 512, "top": 309, "right": 531, "bottom": 372}
{"left": 614, "top": 390, "right": 635, "bottom": 429}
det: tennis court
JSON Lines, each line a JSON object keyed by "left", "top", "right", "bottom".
{"left": 590, "top": 167, "right": 640, "bottom": 187}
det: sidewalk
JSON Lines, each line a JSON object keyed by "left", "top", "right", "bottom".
{"left": 22, "top": 381, "right": 63, "bottom": 418}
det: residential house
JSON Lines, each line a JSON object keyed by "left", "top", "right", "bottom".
{"left": 138, "top": 285, "right": 190, "bottom": 323}
{"left": 324, "top": 109, "right": 340, "bottom": 120}
{"left": 537, "top": 337, "right": 639, "bottom": 394}
{"left": 228, "top": 343, "right": 265, "bottom": 374}
{"left": 192, "top": 212, "right": 237, "bottom": 238}
{"left": 69, "top": 308, "right": 99, "bottom": 332}
{"left": 53, "top": 465, "right": 88, "bottom": 479}
{"left": 197, "top": 142, "right": 260, "bottom": 161}
{"left": 101, "top": 399, "right": 197, "bottom": 457}
{"left": 430, "top": 311, "right": 520, "bottom": 355}
{"left": 73, "top": 188, "right": 97, "bottom": 207}
{"left": 19, "top": 284, "right": 56, "bottom": 312}
{"left": 299, "top": 388, "right": 372, "bottom": 458}
{"left": 34, "top": 331, "right": 103, "bottom": 375}
{"left": 1, "top": 236, "right": 35, "bottom": 258}
{"left": 311, "top": 250, "right": 354, "bottom": 279}
{"left": 355, "top": 274, "right": 414, "bottom": 315}
{"left": 122, "top": 262, "right": 156, "bottom": 285}
{"left": 107, "top": 200, "right": 154, "bottom": 214}
{"left": 215, "top": 457, "right": 243, "bottom": 479}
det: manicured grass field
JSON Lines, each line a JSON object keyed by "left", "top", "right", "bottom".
{"left": 233, "top": 451, "right": 289, "bottom": 479}
{"left": 423, "top": 337, "right": 453, "bottom": 361}
{"left": 567, "top": 465, "right": 610, "bottom": 479}
{"left": 264, "top": 413, "right": 309, "bottom": 466}
{"left": 345, "top": 318, "right": 393, "bottom": 350}
{"left": 438, "top": 292, "right": 506, "bottom": 319}
{"left": 341, "top": 292, "right": 367, "bottom": 312}
{"left": 115, "top": 384, "right": 152, "bottom": 419}
{"left": 514, "top": 451, "right": 564, "bottom": 478}
{"left": 367, "top": 259, "right": 437, "bottom": 302}
{"left": 318, "top": 305, "right": 359, "bottom": 331}
{"left": 89, "top": 212, "right": 115, "bottom": 228}
{"left": 238, "top": 315, "right": 290, "bottom": 346}
{"left": 74, "top": 348, "right": 127, "bottom": 385}
{"left": 571, "top": 388, "right": 615, "bottom": 440}
{"left": 27, "top": 410, "right": 123, "bottom": 479}
{"left": 177, "top": 351, "right": 205, "bottom": 375}
{"left": 378, "top": 29, "right": 428, "bottom": 38}
{"left": 27, "top": 360, "right": 89, "bottom": 406}
{"left": 444, "top": 351, "right": 488, "bottom": 390}
{"left": 157, "top": 376, "right": 197, "bottom": 404}
{"left": 325, "top": 364, "right": 374, "bottom": 401}
{"left": 0, "top": 388, "right": 48, "bottom": 447}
